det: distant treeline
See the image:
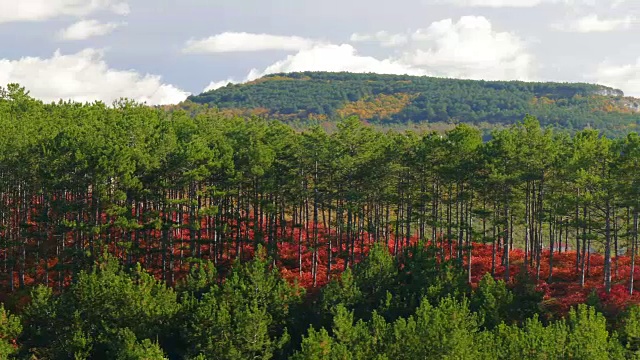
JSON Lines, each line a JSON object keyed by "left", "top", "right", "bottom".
{"left": 187, "top": 72, "right": 640, "bottom": 136}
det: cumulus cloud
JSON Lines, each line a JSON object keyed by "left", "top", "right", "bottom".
{"left": 203, "top": 79, "right": 236, "bottom": 92}
{"left": 58, "top": 19, "right": 125, "bottom": 40}
{"left": 183, "top": 32, "right": 318, "bottom": 53}
{"left": 0, "top": 0, "right": 129, "bottom": 23}
{"left": 200, "top": 43, "right": 426, "bottom": 93}
{"left": 430, "top": 0, "right": 617, "bottom": 7}
{"left": 247, "top": 44, "right": 425, "bottom": 79}
{"left": 403, "top": 16, "right": 532, "bottom": 80}
{"left": 592, "top": 59, "right": 640, "bottom": 97}
{"left": 552, "top": 14, "right": 637, "bottom": 32}
{"left": 0, "top": 49, "right": 189, "bottom": 105}
{"left": 200, "top": 16, "right": 533, "bottom": 93}
{"left": 109, "top": 2, "right": 130, "bottom": 15}
{"left": 434, "top": 0, "right": 547, "bottom": 7}
{"left": 350, "top": 31, "right": 409, "bottom": 47}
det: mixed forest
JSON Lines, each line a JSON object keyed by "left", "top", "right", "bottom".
{"left": 187, "top": 71, "right": 640, "bottom": 137}
{"left": 4, "top": 82, "right": 640, "bottom": 358}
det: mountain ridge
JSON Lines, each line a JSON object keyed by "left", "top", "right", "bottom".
{"left": 185, "top": 72, "right": 640, "bottom": 136}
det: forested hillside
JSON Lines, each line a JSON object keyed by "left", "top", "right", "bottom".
{"left": 5, "top": 84, "right": 640, "bottom": 358}
{"left": 187, "top": 72, "right": 640, "bottom": 136}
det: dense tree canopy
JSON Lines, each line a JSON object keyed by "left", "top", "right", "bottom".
{"left": 3, "top": 84, "right": 640, "bottom": 358}
{"left": 187, "top": 72, "right": 640, "bottom": 136}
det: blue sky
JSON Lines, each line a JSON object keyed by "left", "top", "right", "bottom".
{"left": 1, "top": 0, "right": 639, "bottom": 104}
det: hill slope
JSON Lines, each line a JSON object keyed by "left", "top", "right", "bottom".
{"left": 187, "top": 72, "right": 640, "bottom": 135}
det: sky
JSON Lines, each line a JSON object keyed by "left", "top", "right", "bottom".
{"left": 0, "top": 0, "right": 639, "bottom": 105}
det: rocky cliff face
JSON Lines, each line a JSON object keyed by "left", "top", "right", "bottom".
{"left": 592, "top": 86, "right": 639, "bottom": 112}
{"left": 595, "top": 87, "right": 625, "bottom": 97}
{"left": 623, "top": 99, "right": 640, "bottom": 112}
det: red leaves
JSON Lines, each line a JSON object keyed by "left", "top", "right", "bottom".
{"left": 4, "top": 211, "right": 640, "bottom": 320}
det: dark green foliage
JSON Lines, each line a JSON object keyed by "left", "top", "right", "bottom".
{"left": 179, "top": 248, "right": 303, "bottom": 360}
{"left": 566, "top": 304, "right": 623, "bottom": 359}
{"left": 386, "top": 297, "right": 484, "bottom": 359}
{"left": 392, "top": 243, "right": 470, "bottom": 318}
{"left": 346, "top": 243, "right": 396, "bottom": 319}
{"left": 295, "top": 298, "right": 626, "bottom": 360}
{"left": 188, "top": 71, "right": 640, "bottom": 136}
{"left": 319, "top": 244, "right": 470, "bottom": 324}
{"left": 0, "top": 304, "right": 21, "bottom": 358}
{"left": 0, "top": 238, "right": 636, "bottom": 359}
{"left": 471, "top": 273, "right": 514, "bottom": 329}
{"left": 509, "top": 268, "right": 546, "bottom": 323}
{"left": 621, "top": 305, "right": 640, "bottom": 357}
{"left": 19, "top": 256, "right": 180, "bottom": 359}
{"left": 4, "top": 84, "right": 640, "bottom": 358}
{"left": 111, "top": 328, "right": 168, "bottom": 360}
{"left": 295, "top": 297, "right": 491, "bottom": 360}
{"left": 495, "top": 314, "right": 577, "bottom": 359}
{"left": 320, "top": 267, "right": 363, "bottom": 317}
{"left": 177, "top": 259, "right": 218, "bottom": 299}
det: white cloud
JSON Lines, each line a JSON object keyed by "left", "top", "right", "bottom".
{"left": 593, "top": 59, "right": 640, "bottom": 97}
{"left": 431, "top": 0, "right": 611, "bottom": 7}
{"left": 58, "top": 19, "right": 124, "bottom": 40}
{"left": 0, "top": 0, "right": 129, "bottom": 23}
{"left": 109, "top": 2, "right": 129, "bottom": 15}
{"left": 0, "top": 49, "right": 189, "bottom": 105}
{"left": 245, "top": 44, "right": 426, "bottom": 81}
{"left": 350, "top": 31, "right": 409, "bottom": 47}
{"left": 552, "top": 14, "right": 637, "bottom": 32}
{"left": 342, "top": 16, "right": 532, "bottom": 80}
{"left": 404, "top": 16, "right": 532, "bottom": 80}
{"left": 200, "top": 16, "right": 533, "bottom": 93}
{"left": 183, "top": 32, "right": 318, "bottom": 54}
{"left": 204, "top": 79, "right": 236, "bottom": 92}
{"left": 435, "top": 0, "right": 547, "bottom": 7}
{"left": 202, "top": 42, "right": 427, "bottom": 92}
{"left": 200, "top": 43, "right": 425, "bottom": 93}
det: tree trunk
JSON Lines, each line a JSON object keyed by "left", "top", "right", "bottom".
{"left": 630, "top": 209, "right": 637, "bottom": 295}
{"left": 504, "top": 204, "right": 510, "bottom": 282}
{"left": 604, "top": 197, "right": 612, "bottom": 293}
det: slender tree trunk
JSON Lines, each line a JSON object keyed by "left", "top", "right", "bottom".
{"left": 548, "top": 215, "right": 554, "bottom": 283}
{"left": 604, "top": 197, "right": 612, "bottom": 293}
{"left": 504, "top": 204, "right": 510, "bottom": 282}
{"left": 630, "top": 209, "right": 637, "bottom": 295}
{"left": 467, "top": 199, "right": 473, "bottom": 284}
{"left": 524, "top": 182, "right": 530, "bottom": 265}
{"left": 576, "top": 189, "right": 581, "bottom": 272}
{"left": 491, "top": 203, "right": 497, "bottom": 277}
{"left": 614, "top": 205, "right": 619, "bottom": 280}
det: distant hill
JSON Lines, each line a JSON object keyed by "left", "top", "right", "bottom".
{"left": 186, "top": 72, "right": 640, "bottom": 135}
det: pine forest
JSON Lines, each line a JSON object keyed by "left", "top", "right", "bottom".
{"left": 4, "top": 83, "right": 640, "bottom": 359}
